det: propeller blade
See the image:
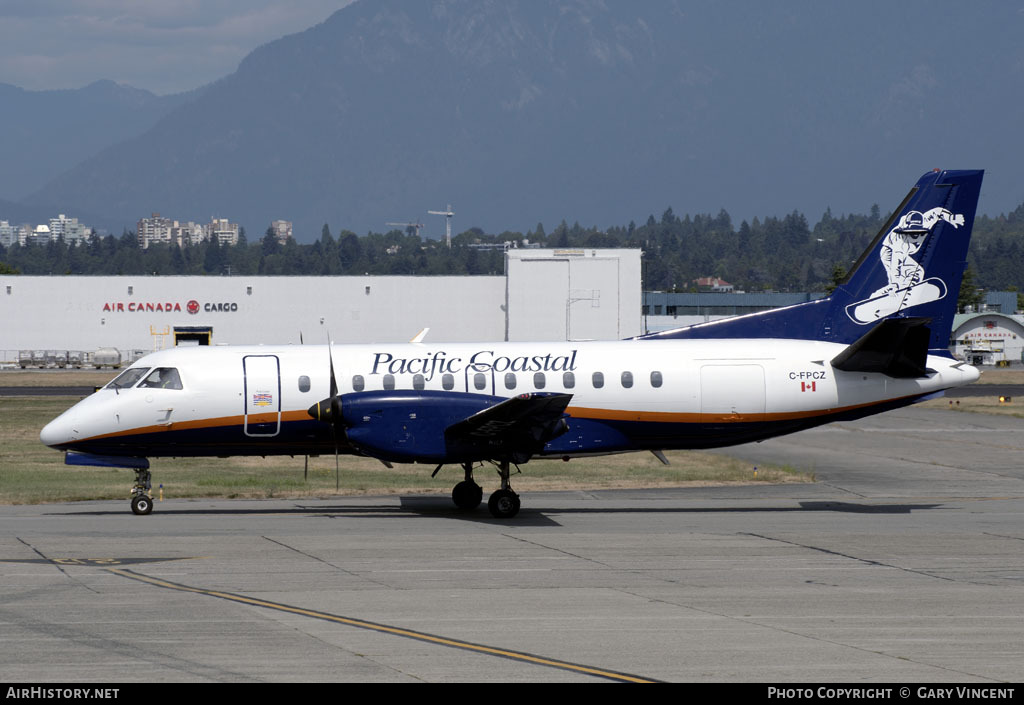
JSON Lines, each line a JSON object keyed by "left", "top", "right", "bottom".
{"left": 307, "top": 338, "right": 344, "bottom": 424}
{"left": 327, "top": 335, "right": 341, "bottom": 492}
{"left": 328, "top": 337, "right": 338, "bottom": 398}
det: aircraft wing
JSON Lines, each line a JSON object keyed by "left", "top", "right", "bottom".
{"left": 444, "top": 392, "right": 572, "bottom": 463}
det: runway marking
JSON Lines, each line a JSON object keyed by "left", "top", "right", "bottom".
{"left": 106, "top": 567, "right": 659, "bottom": 683}
{"left": 0, "top": 557, "right": 202, "bottom": 566}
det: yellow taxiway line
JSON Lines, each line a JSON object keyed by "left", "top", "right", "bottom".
{"left": 108, "top": 567, "right": 658, "bottom": 683}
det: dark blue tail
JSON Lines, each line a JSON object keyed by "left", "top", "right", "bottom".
{"left": 640, "top": 169, "right": 984, "bottom": 354}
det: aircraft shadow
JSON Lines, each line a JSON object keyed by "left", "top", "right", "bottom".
{"left": 52, "top": 498, "right": 942, "bottom": 526}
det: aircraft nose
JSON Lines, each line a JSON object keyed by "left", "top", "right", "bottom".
{"left": 40, "top": 413, "right": 76, "bottom": 449}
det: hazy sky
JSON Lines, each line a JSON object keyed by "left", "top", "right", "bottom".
{"left": 0, "top": 1, "right": 353, "bottom": 95}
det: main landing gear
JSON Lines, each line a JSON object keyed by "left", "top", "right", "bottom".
{"left": 488, "top": 460, "right": 520, "bottom": 519}
{"left": 131, "top": 468, "right": 154, "bottom": 515}
{"left": 452, "top": 463, "right": 484, "bottom": 511}
{"left": 449, "top": 461, "right": 521, "bottom": 519}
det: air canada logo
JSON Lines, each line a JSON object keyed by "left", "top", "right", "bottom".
{"left": 187, "top": 300, "right": 200, "bottom": 315}
{"left": 846, "top": 208, "right": 965, "bottom": 325}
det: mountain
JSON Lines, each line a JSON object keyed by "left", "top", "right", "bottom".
{"left": 19, "top": 0, "right": 1024, "bottom": 241}
{"left": 0, "top": 80, "right": 198, "bottom": 203}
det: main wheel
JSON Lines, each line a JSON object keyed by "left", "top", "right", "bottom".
{"left": 487, "top": 489, "right": 521, "bottom": 519}
{"left": 452, "top": 481, "right": 483, "bottom": 510}
{"left": 130, "top": 494, "right": 153, "bottom": 516}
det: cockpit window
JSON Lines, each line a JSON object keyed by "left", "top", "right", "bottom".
{"left": 106, "top": 367, "right": 150, "bottom": 390}
{"left": 138, "top": 367, "right": 183, "bottom": 390}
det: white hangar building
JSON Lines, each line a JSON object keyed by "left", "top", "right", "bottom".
{"left": 951, "top": 312, "right": 1024, "bottom": 366}
{"left": 1, "top": 249, "right": 641, "bottom": 362}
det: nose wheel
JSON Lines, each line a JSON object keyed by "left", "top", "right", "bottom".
{"left": 130, "top": 469, "right": 153, "bottom": 515}
{"left": 130, "top": 494, "right": 153, "bottom": 515}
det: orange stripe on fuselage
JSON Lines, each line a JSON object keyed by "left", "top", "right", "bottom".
{"left": 67, "top": 409, "right": 312, "bottom": 444}
{"left": 566, "top": 394, "right": 918, "bottom": 424}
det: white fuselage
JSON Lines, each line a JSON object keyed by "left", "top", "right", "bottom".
{"left": 40, "top": 338, "right": 978, "bottom": 459}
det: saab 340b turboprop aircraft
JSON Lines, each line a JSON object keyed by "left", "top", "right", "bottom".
{"left": 41, "top": 169, "right": 984, "bottom": 518}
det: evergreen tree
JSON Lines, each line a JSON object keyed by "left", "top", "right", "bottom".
{"left": 261, "top": 228, "right": 281, "bottom": 257}
{"left": 958, "top": 264, "right": 983, "bottom": 312}
{"left": 203, "top": 236, "right": 225, "bottom": 274}
{"left": 824, "top": 263, "right": 847, "bottom": 294}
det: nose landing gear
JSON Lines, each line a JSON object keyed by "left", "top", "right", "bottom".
{"left": 131, "top": 469, "right": 153, "bottom": 515}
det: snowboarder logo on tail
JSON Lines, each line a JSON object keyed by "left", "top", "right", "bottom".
{"left": 846, "top": 207, "right": 964, "bottom": 325}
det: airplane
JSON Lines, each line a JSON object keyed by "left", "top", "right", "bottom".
{"left": 41, "top": 169, "right": 984, "bottom": 519}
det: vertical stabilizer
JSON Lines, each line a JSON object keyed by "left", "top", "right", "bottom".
{"left": 639, "top": 169, "right": 984, "bottom": 351}
{"left": 825, "top": 169, "right": 983, "bottom": 352}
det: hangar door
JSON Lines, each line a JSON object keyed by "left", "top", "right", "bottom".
{"left": 507, "top": 259, "right": 569, "bottom": 341}
{"left": 505, "top": 256, "right": 622, "bottom": 341}
{"left": 243, "top": 355, "right": 281, "bottom": 437}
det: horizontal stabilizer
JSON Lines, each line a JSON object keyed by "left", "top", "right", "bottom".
{"left": 831, "top": 317, "right": 931, "bottom": 378}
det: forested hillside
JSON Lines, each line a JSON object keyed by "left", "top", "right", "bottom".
{"left": 2, "top": 203, "right": 1023, "bottom": 294}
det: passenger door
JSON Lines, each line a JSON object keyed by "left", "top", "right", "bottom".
{"left": 243, "top": 355, "right": 281, "bottom": 437}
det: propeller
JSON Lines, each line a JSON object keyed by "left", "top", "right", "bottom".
{"left": 307, "top": 337, "right": 344, "bottom": 491}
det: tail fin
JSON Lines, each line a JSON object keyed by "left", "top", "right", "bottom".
{"left": 640, "top": 169, "right": 984, "bottom": 353}
{"left": 827, "top": 169, "right": 983, "bottom": 352}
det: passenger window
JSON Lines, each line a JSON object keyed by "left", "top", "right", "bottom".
{"left": 621, "top": 371, "right": 633, "bottom": 388}
{"left": 473, "top": 373, "right": 487, "bottom": 391}
{"left": 592, "top": 371, "right": 604, "bottom": 389}
{"left": 504, "top": 373, "right": 517, "bottom": 390}
{"left": 442, "top": 373, "right": 455, "bottom": 390}
{"left": 383, "top": 374, "right": 395, "bottom": 391}
{"left": 298, "top": 375, "right": 311, "bottom": 393}
{"left": 650, "top": 371, "right": 663, "bottom": 388}
{"left": 534, "top": 372, "right": 546, "bottom": 389}
{"left": 139, "top": 367, "right": 183, "bottom": 390}
{"left": 563, "top": 371, "right": 575, "bottom": 389}
{"left": 352, "top": 374, "right": 365, "bottom": 392}
{"left": 413, "top": 374, "right": 425, "bottom": 391}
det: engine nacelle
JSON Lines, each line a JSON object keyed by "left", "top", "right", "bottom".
{"left": 340, "top": 390, "right": 504, "bottom": 463}
{"left": 338, "top": 390, "right": 572, "bottom": 464}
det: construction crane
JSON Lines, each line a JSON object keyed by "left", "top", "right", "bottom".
{"left": 385, "top": 221, "right": 425, "bottom": 238}
{"left": 428, "top": 205, "right": 454, "bottom": 248}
